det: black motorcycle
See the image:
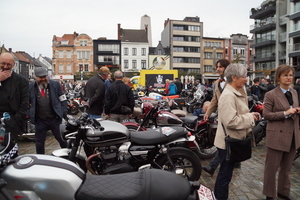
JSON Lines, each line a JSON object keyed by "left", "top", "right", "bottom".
{"left": 186, "top": 85, "right": 213, "bottom": 113}
{"left": 53, "top": 112, "right": 202, "bottom": 181}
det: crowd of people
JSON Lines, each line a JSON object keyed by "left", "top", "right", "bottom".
{"left": 1, "top": 51, "right": 300, "bottom": 200}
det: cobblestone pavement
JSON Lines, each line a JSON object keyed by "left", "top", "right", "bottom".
{"left": 17, "top": 131, "right": 300, "bottom": 200}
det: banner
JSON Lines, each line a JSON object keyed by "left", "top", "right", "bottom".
{"left": 146, "top": 74, "right": 174, "bottom": 88}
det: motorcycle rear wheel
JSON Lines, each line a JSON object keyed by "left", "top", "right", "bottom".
{"left": 155, "top": 147, "right": 202, "bottom": 181}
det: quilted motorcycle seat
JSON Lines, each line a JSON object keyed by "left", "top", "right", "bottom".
{"left": 75, "top": 169, "right": 191, "bottom": 200}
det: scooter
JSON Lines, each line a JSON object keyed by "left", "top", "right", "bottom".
{"left": 0, "top": 113, "right": 216, "bottom": 200}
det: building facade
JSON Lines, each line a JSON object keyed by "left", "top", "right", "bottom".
{"left": 161, "top": 16, "right": 203, "bottom": 78}
{"left": 52, "top": 32, "right": 93, "bottom": 80}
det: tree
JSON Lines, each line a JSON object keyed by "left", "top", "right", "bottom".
{"left": 231, "top": 53, "right": 244, "bottom": 64}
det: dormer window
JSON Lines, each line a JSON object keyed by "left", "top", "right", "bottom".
{"left": 61, "top": 40, "right": 69, "bottom": 45}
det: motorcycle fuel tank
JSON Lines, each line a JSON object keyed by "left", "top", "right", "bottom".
{"left": 157, "top": 111, "right": 183, "bottom": 126}
{"left": 85, "top": 120, "right": 130, "bottom": 147}
{"left": 0, "top": 154, "right": 84, "bottom": 200}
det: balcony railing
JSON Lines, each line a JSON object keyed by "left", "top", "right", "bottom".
{"left": 252, "top": 36, "right": 276, "bottom": 45}
{"left": 250, "top": 17, "right": 276, "bottom": 31}
{"left": 291, "top": 43, "right": 300, "bottom": 53}
{"left": 253, "top": 52, "right": 275, "bottom": 59}
{"left": 279, "top": 32, "right": 287, "bottom": 43}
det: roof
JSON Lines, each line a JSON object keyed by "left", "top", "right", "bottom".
{"left": 12, "top": 52, "right": 32, "bottom": 63}
{"left": 120, "top": 29, "right": 148, "bottom": 43}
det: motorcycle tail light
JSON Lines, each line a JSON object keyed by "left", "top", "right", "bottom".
{"left": 187, "top": 131, "right": 192, "bottom": 136}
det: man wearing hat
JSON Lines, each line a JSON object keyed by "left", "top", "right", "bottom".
{"left": 0, "top": 52, "right": 29, "bottom": 142}
{"left": 84, "top": 66, "right": 111, "bottom": 119}
{"left": 29, "top": 67, "right": 67, "bottom": 154}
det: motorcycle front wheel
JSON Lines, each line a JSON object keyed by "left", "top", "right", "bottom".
{"left": 154, "top": 147, "right": 202, "bottom": 181}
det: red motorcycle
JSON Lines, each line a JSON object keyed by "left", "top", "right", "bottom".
{"left": 123, "top": 100, "right": 218, "bottom": 159}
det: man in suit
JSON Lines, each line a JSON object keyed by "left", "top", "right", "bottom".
{"left": 0, "top": 52, "right": 29, "bottom": 142}
{"left": 202, "top": 59, "right": 230, "bottom": 176}
{"left": 263, "top": 65, "right": 300, "bottom": 200}
{"left": 29, "top": 67, "right": 67, "bottom": 154}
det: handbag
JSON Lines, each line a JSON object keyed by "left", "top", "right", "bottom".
{"left": 221, "top": 123, "right": 252, "bottom": 162}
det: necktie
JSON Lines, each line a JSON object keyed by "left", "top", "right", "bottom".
{"left": 285, "top": 91, "right": 293, "bottom": 106}
{"left": 41, "top": 89, "right": 45, "bottom": 97}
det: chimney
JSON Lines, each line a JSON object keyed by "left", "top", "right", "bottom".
{"left": 117, "top": 24, "right": 121, "bottom": 40}
{"left": 9, "top": 48, "right": 12, "bottom": 52}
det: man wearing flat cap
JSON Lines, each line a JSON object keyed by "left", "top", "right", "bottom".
{"left": 84, "top": 66, "right": 111, "bottom": 119}
{"left": 29, "top": 67, "right": 67, "bottom": 154}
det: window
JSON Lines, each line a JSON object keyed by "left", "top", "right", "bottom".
{"left": 77, "top": 51, "right": 90, "bottom": 60}
{"left": 84, "top": 64, "right": 88, "bottom": 71}
{"left": 205, "top": 52, "right": 212, "bottom": 59}
{"left": 141, "top": 60, "right": 146, "bottom": 69}
{"left": 157, "top": 49, "right": 162, "bottom": 55}
{"left": 67, "top": 64, "right": 71, "bottom": 73}
{"left": 79, "top": 64, "right": 83, "bottom": 72}
{"left": 61, "top": 40, "right": 69, "bottom": 45}
{"left": 66, "top": 51, "right": 71, "bottom": 58}
{"left": 188, "top": 47, "right": 200, "bottom": 52}
{"left": 124, "top": 60, "right": 128, "bottom": 69}
{"left": 173, "top": 25, "right": 184, "bottom": 30}
{"left": 98, "top": 56, "right": 120, "bottom": 65}
{"left": 59, "top": 51, "right": 63, "bottom": 58}
{"left": 80, "top": 40, "right": 87, "bottom": 46}
{"left": 188, "top": 25, "right": 200, "bottom": 31}
{"left": 124, "top": 48, "right": 128, "bottom": 56}
{"left": 173, "top": 57, "right": 184, "bottom": 63}
{"left": 98, "top": 44, "right": 120, "bottom": 53}
{"left": 204, "top": 65, "right": 212, "bottom": 73}
{"left": 240, "top": 48, "right": 245, "bottom": 56}
{"left": 132, "top": 48, "right": 137, "bottom": 56}
{"left": 217, "top": 53, "right": 223, "bottom": 59}
{"left": 174, "top": 47, "right": 184, "bottom": 52}
{"left": 173, "top": 36, "right": 184, "bottom": 41}
{"left": 59, "top": 64, "right": 64, "bottom": 73}
{"left": 141, "top": 48, "right": 146, "bottom": 56}
{"left": 233, "top": 48, "right": 238, "bottom": 55}
{"left": 132, "top": 60, "right": 137, "bottom": 69}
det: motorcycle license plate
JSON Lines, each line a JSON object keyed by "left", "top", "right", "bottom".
{"left": 197, "top": 184, "right": 216, "bottom": 200}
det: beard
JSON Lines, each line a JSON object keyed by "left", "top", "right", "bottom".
{"left": 38, "top": 82, "right": 48, "bottom": 89}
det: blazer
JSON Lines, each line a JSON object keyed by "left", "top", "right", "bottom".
{"left": 263, "top": 86, "right": 300, "bottom": 152}
{"left": 206, "top": 79, "right": 224, "bottom": 117}
{"left": 29, "top": 79, "right": 67, "bottom": 124}
{"left": 1, "top": 72, "right": 29, "bottom": 133}
{"left": 214, "top": 84, "right": 255, "bottom": 150}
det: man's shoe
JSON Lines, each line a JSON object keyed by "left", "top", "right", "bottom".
{"left": 266, "top": 196, "right": 277, "bottom": 200}
{"left": 202, "top": 166, "right": 215, "bottom": 176}
{"left": 277, "top": 193, "right": 293, "bottom": 200}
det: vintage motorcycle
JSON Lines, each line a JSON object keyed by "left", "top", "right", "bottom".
{"left": 53, "top": 112, "right": 202, "bottom": 181}
{"left": 186, "top": 85, "right": 213, "bottom": 113}
{"left": 0, "top": 113, "right": 215, "bottom": 200}
{"left": 123, "top": 100, "right": 218, "bottom": 159}
{"left": 66, "top": 90, "right": 83, "bottom": 115}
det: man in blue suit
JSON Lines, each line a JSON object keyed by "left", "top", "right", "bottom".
{"left": 29, "top": 67, "right": 67, "bottom": 154}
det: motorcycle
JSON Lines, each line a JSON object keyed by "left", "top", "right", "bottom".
{"left": 66, "top": 90, "right": 82, "bottom": 115}
{"left": 186, "top": 85, "right": 213, "bottom": 113}
{"left": 0, "top": 113, "right": 215, "bottom": 200}
{"left": 123, "top": 100, "right": 218, "bottom": 159}
{"left": 248, "top": 95, "right": 266, "bottom": 145}
{"left": 19, "top": 115, "right": 35, "bottom": 142}
{"left": 53, "top": 112, "right": 202, "bottom": 181}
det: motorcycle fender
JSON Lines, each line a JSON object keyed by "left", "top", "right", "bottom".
{"left": 52, "top": 148, "right": 86, "bottom": 160}
{"left": 165, "top": 137, "right": 188, "bottom": 145}
{"left": 166, "top": 136, "right": 201, "bottom": 150}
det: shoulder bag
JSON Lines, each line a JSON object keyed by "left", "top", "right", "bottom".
{"left": 221, "top": 123, "right": 252, "bottom": 162}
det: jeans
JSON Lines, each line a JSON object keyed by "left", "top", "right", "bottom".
{"left": 88, "top": 114, "right": 101, "bottom": 119}
{"left": 209, "top": 150, "right": 221, "bottom": 170}
{"left": 214, "top": 148, "right": 236, "bottom": 200}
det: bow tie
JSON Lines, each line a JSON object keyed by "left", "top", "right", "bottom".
{"left": 219, "top": 79, "right": 225, "bottom": 83}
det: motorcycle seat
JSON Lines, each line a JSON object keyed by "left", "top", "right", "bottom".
{"left": 179, "top": 116, "right": 198, "bottom": 124}
{"left": 129, "top": 127, "right": 187, "bottom": 145}
{"left": 76, "top": 169, "right": 192, "bottom": 200}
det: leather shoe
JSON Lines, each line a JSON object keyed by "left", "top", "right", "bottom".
{"left": 277, "top": 193, "right": 293, "bottom": 200}
{"left": 266, "top": 196, "right": 277, "bottom": 200}
{"left": 202, "top": 166, "right": 215, "bottom": 176}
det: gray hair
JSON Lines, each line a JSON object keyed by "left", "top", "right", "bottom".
{"left": 114, "top": 70, "right": 123, "bottom": 78}
{"left": 225, "top": 64, "right": 247, "bottom": 83}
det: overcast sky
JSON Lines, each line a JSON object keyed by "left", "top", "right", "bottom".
{"left": 0, "top": 0, "right": 264, "bottom": 58}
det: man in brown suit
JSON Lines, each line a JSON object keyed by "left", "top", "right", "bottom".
{"left": 263, "top": 65, "right": 300, "bottom": 200}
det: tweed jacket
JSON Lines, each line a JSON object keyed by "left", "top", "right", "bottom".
{"left": 214, "top": 84, "right": 255, "bottom": 150}
{"left": 29, "top": 79, "right": 67, "bottom": 124}
{"left": 263, "top": 86, "right": 300, "bottom": 152}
